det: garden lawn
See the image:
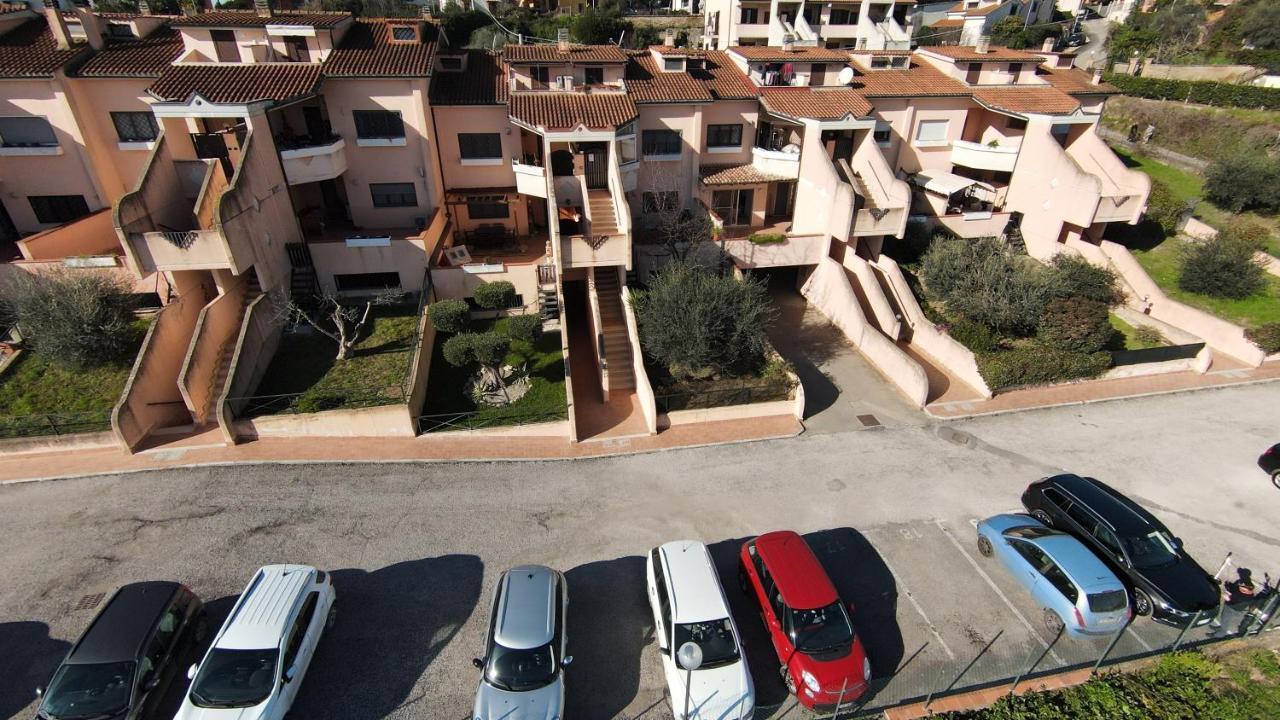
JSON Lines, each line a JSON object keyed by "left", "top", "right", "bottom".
{"left": 250, "top": 308, "right": 419, "bottom": 415}
{"left": 1131, "top": 237, "right": 1280, "bottom": 328}
{"left": 1108, "top": 313, "right": 1164, "bottom": 350}
{"left": 0, "top": 318, "right": 149, "bottom": 436}
{"left": 420, "top": 316, "right": 566, "bottom": 428}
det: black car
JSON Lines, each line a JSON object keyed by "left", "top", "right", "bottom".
{"left": 1065, "top": 32, "right": 1087, "bottom": 47}
{"left": 36, "top": 582, "right": 205, "bottom": 720}
{"left": 1260, "top": 444, "right": 1280, "bottom": 488}
{"left": 1022, "top": 474, "right": 1219, "bottom": 624}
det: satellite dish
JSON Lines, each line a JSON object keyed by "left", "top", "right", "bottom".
{"left": 837, "top": 66, "right": 856, "bottom": 85}
{"left": 677, "top": 642, "right": 703, "bottom": 671}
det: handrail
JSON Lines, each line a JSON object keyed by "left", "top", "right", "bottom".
{"left": 587, "top": 271, "right": 608, "bottom": 398}
{"left": 212, "top": 130, "right": 254, "bottom": 233}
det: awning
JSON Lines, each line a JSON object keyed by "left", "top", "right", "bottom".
{"left": 912, "top": 171, "right": 994, "bottom": 196}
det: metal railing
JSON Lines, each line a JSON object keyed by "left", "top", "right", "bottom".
{"left": 157, "top": 230, "right": 200, "bottom": 249}
{"left": 0, "top": 409, "right": 113, "bottom": 439}
{"left": 418, "top": 407, "right": 568, "bottom": 433}
{"left": 654, "top": 380, "right": 794, "bottom": 413}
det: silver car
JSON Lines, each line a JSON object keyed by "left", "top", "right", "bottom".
{"left": 472, "top": 565, "right": 571, "bottom": 720}
{"left": 977, "top": 513, "right": 1130, "bottom": 637}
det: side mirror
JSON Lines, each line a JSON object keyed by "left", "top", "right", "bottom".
{"left": 283, "top": 666, "right": 297, "bottom": 684}
{"left": 562, "top": 655, "right": 574, "bottom": 667}
{"left": 186, "top": 664, "right": 197, "bottom": 681}
{"left": 1173, "top": 537, "right": 1184, "bottom": 549}
{"left": 471, "top": 657, "right": 484, "bottom": 669}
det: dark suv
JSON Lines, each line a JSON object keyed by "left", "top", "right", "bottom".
{"left": 1022, "top": 474, "right": 1219, "bottom": 624}
{"left": 36, "top": 582, "right": 205, "bottom": 720}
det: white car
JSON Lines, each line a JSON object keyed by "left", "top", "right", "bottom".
{"left": 646, "top": 540, "right": 754, "bottom": 720}
{"left": 174, "top": 564, "right": 335, "bottom": 720}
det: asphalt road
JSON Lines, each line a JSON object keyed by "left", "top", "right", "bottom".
{"left": 1073, "top": 18, "right": 1112, "bottom": 72}
{"left": 2, "top": 382, "right": 1278, "bottom": 720}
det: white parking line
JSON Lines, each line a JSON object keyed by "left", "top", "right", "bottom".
{"left": 933, "top": 519, "right": 1065, "bottom": 666}
{"left": 876, "top": 545, "right": 957, "bottom": 661}
{"left": 1126, "top": 624, "right": 1156, "bottom": 653}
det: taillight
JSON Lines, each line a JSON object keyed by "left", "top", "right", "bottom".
{"left": 1074, "top": 607, "right": 1086, "bottom": 628}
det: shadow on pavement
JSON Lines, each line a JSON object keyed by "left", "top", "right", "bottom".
{"left": 0, "top": 620, "right": 71, "bottom": 719}
{"left": 564, "top": 555, "right": 651, "bottom": 718}
{"left": 291, "top": 555, "right": 485, "bottom": 719}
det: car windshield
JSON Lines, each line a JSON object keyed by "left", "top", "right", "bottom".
{"left": 788, "top": 601, "right": 854, "bottom": 654}
{"left": 40, "top": 661, "right": 134, "bottom": 720}
{"left": 485, "top": 642, "right": 558, "bottom": 692}
{"left": 189, "top": 648, "right": 278, "bottom": 708}
{"left": 1124, "top": 531, "right": 1179, "bottom": 569}
{"left": 1088, "top": 589, "right": 1129, "bottom": 613}
{"left": 673, "top": 618, "right": 740, "bottom": 669}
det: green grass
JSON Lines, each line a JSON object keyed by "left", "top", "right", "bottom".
{"left": 1108, "top": 313, "right": 1165, "bottom": 350}
{"left": 1131, "top": 237, "right": 1280, "bottom": 328}
{"left": 420, "top": 316, "right": 566, "bottom": 430}
{"left": 250, "top": 308, "right": 420, "bottom": 415}
{"left": 0, "top": 319, "right": 150, "bottom": 436}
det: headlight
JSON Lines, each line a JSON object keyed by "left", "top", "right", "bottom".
{"left": 863, "top": 658, "right": 872, "bottom": 682}
{"left": 801, "top": 669, "right": 821, "bottom": 693}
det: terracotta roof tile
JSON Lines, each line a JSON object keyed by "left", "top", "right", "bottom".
{"left": 759, "top": 86, "right": 872, "bottom": 121}
{"left": 703, "top": 50, "right": 757, "bottom": 100}
{"left": 148, "top": 62, "right": 322, "bottom": 104}
{"left": 503, "top": 43, "right": 627, "bottom": 64}
{"left": 76, "top": 27, "right": 182, "bottom": 78}
{"left": 700, "top": 163, "right": 794, "bottom": 186}
{"left": 430, "top": 50, "right": 506, "bottom": 105}
{"left": 931, "top": 18, "right": 965, "bottom": 27}
{"left": 169, "top": 10, "right": 350, "bottom": 28}
{"left": 729, "top": 45, "right": 853, "bottom": 63}
{"left": 0, "top": 17, "right": 88, "bottom": 78}
{"left": 1039, "top": 65, "right": 1118, "bottom": 94}
{"left": 972, "top": 85, "right": 1080, "bottom": 115}
{"left": 0, "top": 2, "right": 30, "bottom": 15}
{"left": 648, "top": 45, "right": 708, "bottom": 57}
{"left": 850, "top": 62, "right": 971, "bottom": 97}
{"left": 625, "top": 52, "right": 712, "bottom": 103}
{"left": 325, "top": 18, "right": 437, "bottom": 77}
{"left": 923, "top": 45, "right": 1047, "bottom": 63}
{"left": 508, "top": 92, "right": 636, "bottom": 131}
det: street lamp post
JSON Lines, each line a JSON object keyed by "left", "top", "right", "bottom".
{"left": 677, "top": 642, "right": 704, "bottom": 720}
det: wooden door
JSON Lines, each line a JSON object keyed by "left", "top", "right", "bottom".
{"left": 584, "top": 147, "right": 608, "bottom": 189}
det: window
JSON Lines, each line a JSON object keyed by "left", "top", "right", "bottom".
{"left": 1042, "top": 487, "right": 1069, "bottom": 510}
{"left": 439, "top": 56, "right": 463, "bottom": 71}
{"left": 871, "top": 57, "right": 891, "bottom": 69}
{"left": 369, "top": 182, "right": 417, "bottom": 208}
{"left": 334, "top": 272, "right": 402, "bottom": 292}
{"left": 0, "top": 116, "right": 58, "bottom": 147}
{"left": 642, "top": 191, "right": 678, "bottom": 212}
{"left": 873, "top": 121, "right": 892, "bottom": 146}
{"left": 211, "top": 29, "right": 238, "bottom": 62}
{"left": 642, "top": 129, "right": 681, "bottom": 157}
{"left": 1093, "top": 524, "right": 1125, "bottom": 559}
{"left": 281, "top": 593, "right": 318, "bottom": 674}
{"left": 283, "top": 36, "right": 310, "bottom": 63}
{"left": 965, "top": 63, "right": 982, "bottom": 84}
{"left": 467, "top": 201, "right": 510, "bottom": 220}
{"left": 389, "top": 23, "right": 419, "bottom": 43}
{"left": 1065, "top": 502, "right": 1098, "bottom": 534}
{"left": 531, "top": 65, "right": 549, "bottom": 84}
{"left": 107, "top": 23, "right": 135, "bottom": 39}
{"left": 1040, "top": 561, "right": 1079, "bottom": 604}
{"left": 914, "top": 119, "right": 949, "bottom": 145}
{"left": 707, "top": 123, "right": 743, "bottom": 149}
{"left": 458, "top": 132, "right": 502, "bottom": 160}
{"left": 663, "top": 57, "right": 683, "bottom": 72}
{"left": 1008, "top": 63, "right": 1022, "bottom": 82}
{"left": 584, "top": 66, "right": 604, "bottom": 85}
{"left": 803, "top": 5, "right": 821, "bottom": 24}
{"left": 1007, "top": 117, "right": 1027, "bottom": 130}
{"left": 740, "top": 7, "right": 759, "bottom": 23}
{"left": 353, "top": 110, "right": 404, "bottom": 140}
{"left": 829, "top": 8, "right": 855, "bottom": 24}
{"left": 110, "top": 111, "right": 158, "bottom": 143}
{"left": 29, "top": 195, "right": 89, "bottom": 224}
{"left": 652, "top": 549, "right": 671, "bottom": 637}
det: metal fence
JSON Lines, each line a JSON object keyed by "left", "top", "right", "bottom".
{"left": 653, "top": 381, "right": 793, "bottom": 413}
{"left": 0, "top": 409, "right": 113, "bottom": 439}
{"left": 418, "top": 407, "right": 568, "bottom": 434}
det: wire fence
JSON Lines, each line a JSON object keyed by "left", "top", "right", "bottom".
{"left": 0, "top": 409, "right": 113, "bottom": 439}
{"left": 418, "top": 407, "right": 569, "bottom": 433}
{"left": 653, "top": 381, "right": 794, "bottom": 413}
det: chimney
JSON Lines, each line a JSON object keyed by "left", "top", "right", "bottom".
{"left": 1091, "top": 68, "right": 1103, "bottom": 85}
{"left": 43, "top": 7, "right": 71, "bottom": 51}
{"left": 254, "top": 0, "right": 272, "bottom": 18}
{"left": 180, "top": 0, "right": 197, "bottom": 17}
{"left": 557, "top": 27, "right": 569, "bottom": 54}
{"left": 138, "top": 0, "right": 151, "bottom": 15}
{"left": 420, "top": 4, "right": 432, "bottom": 19}
{"left": 663, "top": 28, "right": 675, "bottom": 47}
{"left": 974, "top": 35, "right": 990, "bottom": 54}
{"left": 74, "top": 7, "right": 104, "bottom": 51}
{"left": 782, "top": 33, "right": 794, "bottom": 53}
{"left": 1042, "top": 36, "right": 1055, "bottom": 53}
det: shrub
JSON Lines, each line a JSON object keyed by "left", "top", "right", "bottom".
{"left": 1134, "top": 325, "right": 1166, "bottom": 347}
{"left": 1038, "top": 298, "right": 1115, "bottom": 354}
{"left": 505, "top": 313, "right": 542, "bottom": 344}
{"left": 631, "top": 262, "right": 775, "bottom": 379}
{"left": 1143, "top": 178, "right": 1190, "bottom": 236}
{"left": 1045, "top": 255, "right": 1123, "bottom": 306}
{"left": 1178, "top": 233, "right": 1268, "bottom": 299}
{"left": 1204, "top": 152, "right": 1280, "bottom": 213}
{"left": 428, "top": 299, "right": 470, "bottom": 333}
{"left": 947, "top": 321, "right": 997, "bottom": 353}
{"left": 1248, "top": 323, "right": 1280, "bottom": 354}
{"left": 473, "top": 280, "right": 517, "bottom": 310}
{"left": 1104, "top": 73, "right": 1280, "bottom": 112}
{"left": 921, "top": 237, "right": 1047, "bottom": 336}
{"left": 747, "top": 233, "right": 786, "bottom": 245}
{"left": 0, "top": 270, "right": 136, "bottom": 369}
{"left": 441, "top": 332, "right": 476, "bottom": 367}
{"left": 470, "top": 332, "right": 511, "bottom": 368}
{"left": 977, "top": 345, "right": 1111, "bottom": 391}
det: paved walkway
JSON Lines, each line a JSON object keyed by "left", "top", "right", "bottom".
{"left": 564, "top": 278, "right": 649, "bottom": 441}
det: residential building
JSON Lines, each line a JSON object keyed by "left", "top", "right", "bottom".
{"left": 926, "top": 0, "right": 1055, "bottom": 46}
{"left": 702, "top": 0, "right": 917, "bottom": 51}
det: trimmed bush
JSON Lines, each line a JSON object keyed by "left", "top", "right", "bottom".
{"left": 1248, "top": 323, "right": 1280, "bottom": 354}
{"left": 1134, "top": 325, "right": 1166, "bottom": 347}
{"left": 505, "top": 313, "right": 542, "bottom": 344}
{"left": 428, "top": 299, "right": 470, "bottom": 333}
{"left": 441, "top": 332, "right": 476, "bottom": 367}
{"left": 1178, "top": 234, "right": 1268, "bottom": 299}
{"left": 947, "top": 321, "right": 997, "bottom": 353}
{"left": 977, "top": 345, "right": 1111, "bottom": 391}
{"left": 921, "top": 237, "right": 1047, "bottom": 336}
{"left": 473, "top": 280, "right": 517, "bottom": 310}
{"left": 1104, "top": 73, "right": 1280, "bottom": 112}
{"left": 0, "top": 270, "right": 137, "bottom": 370}
{"left": 470, "top": 332, "right": 511, "bottom": 368}
{"left": 747, "top": 233, "right": 786, "bottom": 245}
{"left": 1204, "top": 152, "right": 1280, "bottom": 213}
{"left": 1045, "top": 255, "right": 1123, "bottom": 306}
{"left": 1038, "top": 298, "right": 1114, "bottom": 354}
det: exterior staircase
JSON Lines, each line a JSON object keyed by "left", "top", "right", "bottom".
{"left": 200, "top": 274, "right": 261, "bottom": 425}
{"left": 593, "top": 268, "right": 635, "bottom": 391}
{"left": 587, "top": 190, "right": 619, "bottom": 237}
{"left": 850, "top": 173, "right": 879, "bottom": 211}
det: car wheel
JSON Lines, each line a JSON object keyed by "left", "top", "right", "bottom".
{"left": 781, "top": 666, "right": 797, "bottom": 695}
{"left": 1271, "top": 470, "right": 1280, "bottom": 490}
{"left": 977, "top": 534, "right": 994, "bottom": 557}
{"left": 1133, "top": 589, "right": 1154, "bottom": 617}
{"left": 1032, "top": 510, "right": 1053, "bottom": 526}
{"left": 1043, "top": 609, "right": 1065, "bottom": 635}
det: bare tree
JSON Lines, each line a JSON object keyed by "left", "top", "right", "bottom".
{"left": 640, "top": 167, "right": 715, "bottom": 262}
{"left": 277, "top": 289, "right": 401, "bottom": 361}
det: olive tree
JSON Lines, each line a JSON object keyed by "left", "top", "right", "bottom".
{"left": 0, "top": 269, "right": 137, "bottom": 369}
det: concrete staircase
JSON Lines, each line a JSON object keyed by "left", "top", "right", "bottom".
{"left": 200, "top": 275, "right": 261, "bottom": 425}
{"left": 850, "top": 173, "right": 879, "bottom": 211}
{"left": 593, "top": 268, "right": 635, "bottom": 391}
{"left": 587, "top": 190, "right": 619, "bottom": 237}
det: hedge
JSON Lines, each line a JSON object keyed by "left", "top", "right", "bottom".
{"left": 977, "top": 345, "right": 1111, "bottom": 391}
{"left": 747, "top": 233, "right": 787, "bottom": 245}
{"left": 1104, "top": 73, "right": 1280, "bottom": 111}
{"left": 1235, "top": 49, "right": 1280, "bottom": 74}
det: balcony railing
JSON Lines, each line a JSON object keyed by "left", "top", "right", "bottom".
{"left": 279, "top": 136, "right": 347, "bottom": 186}
{"left": 951, "top": 139, "right": 1020, "bottom": 173}
{"left": 751, "top": 146, "right": 801, "bottom": 179}
{"left": 511, "top": 78, "right": 627, "bottom": 94}
{"left": 512, "top": 157, "right": 548, "bottom": 198}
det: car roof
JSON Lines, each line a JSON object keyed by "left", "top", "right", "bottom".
{"left": 755, "top": 531, "right": 837, "bottom": 610}
{"left": 1041, "top": 474, "right": 1160, "bottom": 536}
{"left": 68, "top": 581, "right": 180, "bottom": 665}
{"left": 659, "top": 540, "right": 730, "bottom": 624}
{"left": 494, "top": 565, "right": 558, "bottom": 650}
{"left": 215, "top": 565, "right": 315, "bottom": 651}
{"left": 1031, "top": 535, "right": 1124, "bottom": 590}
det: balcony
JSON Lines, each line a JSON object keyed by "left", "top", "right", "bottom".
{"left": 512, "top": 157, "right": 548, "bottom": 198}
{"left": 135, "top": 229, "right": 236, "bottom": 271}
{"left": 279, "top": 135, "right": 347, "bottom": 186}
{"left": 951, "top": 139, "right": 1020, "bottom": 173}
{"left": 737, "top": 23, "right": 769, "bottom": 39}
{"left": 751, "top": 146, "right": 801, "bottom": 180}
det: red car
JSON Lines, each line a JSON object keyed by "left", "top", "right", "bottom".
{"left": 738, "top": 531, "right": 871, "bottom": 710}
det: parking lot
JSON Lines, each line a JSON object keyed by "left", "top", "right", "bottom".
{"left": 1, "top": 383, "right": 1277, "bottom": 719}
